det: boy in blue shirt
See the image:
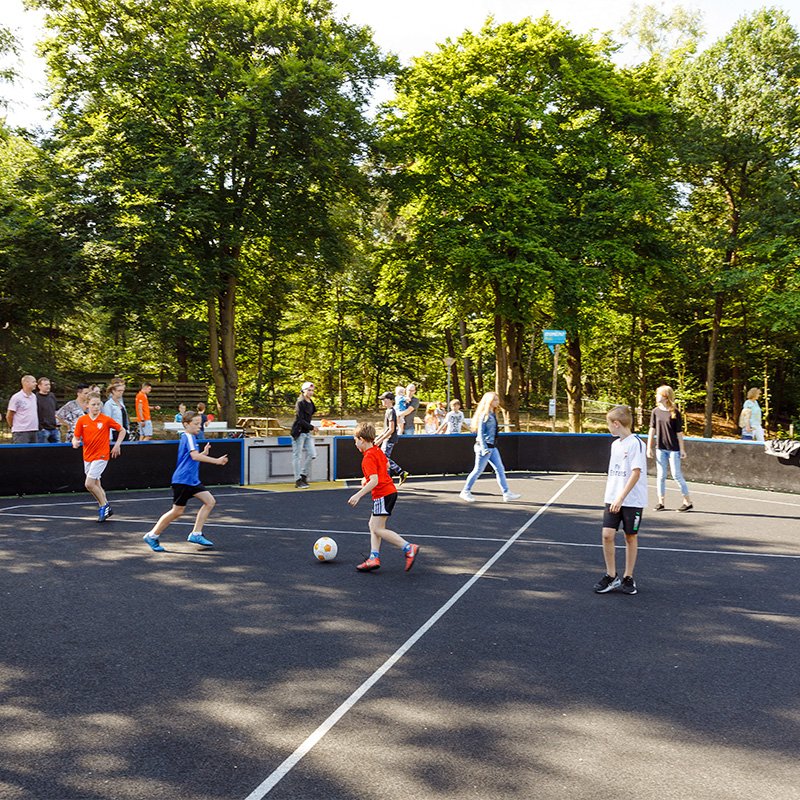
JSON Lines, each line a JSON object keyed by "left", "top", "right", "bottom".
{"left": 143, "top": 411, "right": 229, "bottom": 551}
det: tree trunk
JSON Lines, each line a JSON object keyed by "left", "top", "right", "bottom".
{"left": 176, "top": 335, "right": 188, "bottom": 384}
{"left": 565, "top": 334, "right": 582, "bottom": 433}
{"left": 494, "top": 315, "right": 524, "bottom": 429}
{"left": 459, "top": 319, "right": 473, "bottom": 408}
{"left": 444, "top": 327, "right": 462, "bottom": 401}
{"left": 208, "top": 273, "right": 239, "bottom": 425}
{"left": 703, "top": 291, "right": 725, "bottom": 438}
{"left": 731, "top": 364, "right": 742, "bottom": 427}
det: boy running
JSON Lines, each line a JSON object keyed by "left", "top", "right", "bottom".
{"left": 594, "top": 405, "right": 647, "bottom": 595}
{"left": 348, "top": 422, "right": 419, "bottom": 572}
{"left": 143, "top": 411, "right": 229, "bottom": 551}
{"left": 374, "top": 392, "right": 409, "bottom": 485}
{"left": 72, "top": 392, "right": 126, "bottom": 522}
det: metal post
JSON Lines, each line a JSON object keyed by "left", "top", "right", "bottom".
{"left": 551, "top": 343, "right": 560, "bottom": 433}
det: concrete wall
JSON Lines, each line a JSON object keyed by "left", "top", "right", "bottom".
{"left": 334, "top": 432, "right": 800, "bottom": 495}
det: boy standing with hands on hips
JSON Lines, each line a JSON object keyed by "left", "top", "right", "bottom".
{"left": 348, "top": 422, "right": 419, "bottom": 572}
{"left": 594, "top": 405, "right": 647, "bottom": 595}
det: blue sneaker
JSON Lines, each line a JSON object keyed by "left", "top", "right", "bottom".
{"left": 143, "top": 533, "right": 165, "bottom": 552}
{"left": 97, "top": 504, "right": 110, "bottom": 523}
{"left": 187, "top": 532, "right": 214, "bottom": 547}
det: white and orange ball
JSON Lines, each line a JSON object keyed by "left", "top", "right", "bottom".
{"left": 313, "top": 537, "right": 338, "bottom": 562}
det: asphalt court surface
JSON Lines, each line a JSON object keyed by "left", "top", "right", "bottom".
{"left": 1, "top": 472, "right": 799, "bottom": 800}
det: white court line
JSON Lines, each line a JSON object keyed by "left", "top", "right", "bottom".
{"left": 242, "top": 474, "right": 579, "bottom": 800}
{"left": 3, "top": 512, "right": 799, "bottom": 561}
{"left": 0, "top": 490, "right": 266, "bottom": 513}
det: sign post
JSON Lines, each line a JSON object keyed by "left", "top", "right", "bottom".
{"left": 543, "top": 330, "right": 567, "bottom": 433}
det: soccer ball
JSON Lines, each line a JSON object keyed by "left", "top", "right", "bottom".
{"left": 313, "top": 537, "right": 337, "bottom": 562}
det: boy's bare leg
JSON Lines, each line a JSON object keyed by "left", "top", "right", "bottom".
{"left": 148, "top": 505, "right": 185, "bottom": 537}
{"left": 369, "top": 515, "right": 408, "bottom": 550}
{"left": 190, "top": 491, "right": 216, "bottom": 532}
{"left": 624, "top": 533, "right": 638, "bottom": 578}
{"left": 601, "top": 527, "right": 617, "bottom": 576}
{"left": 85, "top": 477, "right": 107, "bottom": 508}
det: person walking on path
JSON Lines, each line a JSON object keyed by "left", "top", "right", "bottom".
{"left": 374, "top": 392, "right": 409, "bottom": 485}
{"left": 741, "top": 388, "right": 765, "bottom": 442}
{"left": 593, "top": 405, "right": 647, "bottom": 596}
{"left": 57, "top": 384, "right": 90, "bottom": 440}
{"left": 6, "top": 375, "right": 39, "bottom": 444}
{"left": 35, "top": 377, "right": 60, "bottom": 443}
{"left": 459, "top": 392, "right": 521, "bottom": 503}
{"left": 347, "top": 422, "right": 419, "bottom": 572}
{"left": 72, "top": 392, "right": 126, "bottom": 522}
{"left": 646, "top": 385, "right": 693, "bottom": 512}
{"left": 142, "top": 411, "right": 229, "bottom": 551}
{"left": 103, "top": 380, "right": 129, "bottom": 445}
{"left": 291, "top": 381, "right": 317, "bottom": 488}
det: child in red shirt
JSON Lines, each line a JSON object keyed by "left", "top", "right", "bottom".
{"left": 347, "top": 422, "right": 419, "bottom": 572}
{"left": 73, "top": 393, "right": 125, "bottom": 522}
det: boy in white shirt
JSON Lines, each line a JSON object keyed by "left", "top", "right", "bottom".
{"left": 594, "top": 405, "right": 647, "bottom": 595}
{"left": 436, "top": 398, "right": 470, "bottom": 434}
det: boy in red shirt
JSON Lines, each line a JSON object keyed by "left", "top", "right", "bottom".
{"left": 72, "top": 393, "right": 126, "bottom": 522}
{"left": 347, "top": 422, "right": 419, "bottom": 572}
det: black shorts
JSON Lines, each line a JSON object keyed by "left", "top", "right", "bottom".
{"left": 603, "top": 504, "right": 642, "bottom": 536}
{"left": 172, "top": 482, "right": 207, "bottom": 507}
{"left": 372, "top": 491, "right": 398, "bottom": 517}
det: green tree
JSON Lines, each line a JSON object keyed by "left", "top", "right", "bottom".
{"left": 35, "top": 0, "right": 393, "bottom": 421}
{"left": 380, "top": 15, "right": 675, "bottom": 428}
{"left": 674, "top": 8, "right": 800, "bottom": 436}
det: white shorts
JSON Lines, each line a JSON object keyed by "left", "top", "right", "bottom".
{"left": 84, "top": 460, "right": 109, "bottom": 480}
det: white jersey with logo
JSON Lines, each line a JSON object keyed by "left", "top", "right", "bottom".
{"left": 604, "top": 433, "right": 648, "bottom": 508}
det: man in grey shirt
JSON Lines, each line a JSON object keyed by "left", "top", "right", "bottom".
{"left": 398, "top": 383, "right": 420, "bottom": 435}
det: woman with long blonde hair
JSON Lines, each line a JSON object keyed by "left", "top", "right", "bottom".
{"left": 459, "top": 392, "right": 521, "bottom": 503}
{"left": 646, "top": 385, "right": 692, "bottom": 511}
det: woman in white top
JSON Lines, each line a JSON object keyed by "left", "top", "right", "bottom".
{"left": 741, "top": 388, "right": 765, "bottom": 442}
{"left": 103, "top": 380, "right": 129, "bottom": 444}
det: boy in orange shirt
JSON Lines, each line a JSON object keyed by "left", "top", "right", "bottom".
{"left": 135, "top": 382, "right": 161, "bottom": 441}
{"left": 72, "top": 393, "right": 126, "bottom": 522}
{"left": 347, "top": 422, "right": 419, "bottom": 572}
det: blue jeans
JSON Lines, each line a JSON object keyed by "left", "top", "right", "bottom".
{"left": 656, "top": 449, "right": 688, "bottom": 497}
{"left": 463, "top": 446, "right": 509, "bottom": 493}
{"left": 37, "top": 429, "right": 61, "bottom": 443}
{"left": 292, "top": 432, "right": 316, "bottom": 481}
{"left": 382, "top": 441, "right": 402, "bottom": 475}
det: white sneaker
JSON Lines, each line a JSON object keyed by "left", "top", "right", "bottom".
{"left": 459, "top": 490, "right": 476, "bottom": 503}
{"left": 503, "top": 492, "right": 521, "bottom": 502}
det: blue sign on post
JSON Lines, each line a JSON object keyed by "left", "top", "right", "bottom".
{"left": 543, "top": 329, "right": 567, "bottom": 345}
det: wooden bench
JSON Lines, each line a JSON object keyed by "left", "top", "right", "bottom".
{"left": 238, "top": 417, "right": 288, "bottom": 436}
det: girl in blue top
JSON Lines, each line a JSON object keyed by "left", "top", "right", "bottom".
{"left": 142, "top": 411, "right": 229, "bottom": 551}
{"left": 459, "top": 392, "right": 521, "bottom": 503}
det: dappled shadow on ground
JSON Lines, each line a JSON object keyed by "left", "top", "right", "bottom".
{"left": 0, "top": 479, "right": 798, "bottom": 799}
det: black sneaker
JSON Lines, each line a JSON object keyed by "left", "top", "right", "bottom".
{"left": 653, "top": 503, "right": 665, "bottom": 511}
{"left": 677, "top": 503, "right": 693, "bottom": 512}
{"left": 295, "top": 478, "right": 309, "bottom": 489}
{"left": 593, "top": 573, "right": 621, "bottom": 593}
{"left": 621, "top": 575, "right": 638, "bottom": 595}
{"left": 398, "top": 471, "right": 409, "bottom": 487}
